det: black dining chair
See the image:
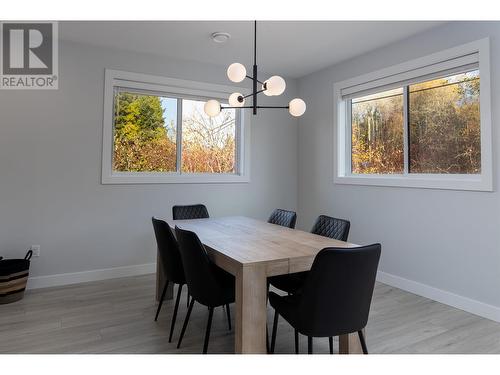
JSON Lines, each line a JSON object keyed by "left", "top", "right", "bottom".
{"left": 152, "top": 217, "right": 187, "bottom": 343}
{"left": 269, "top": 244, "right": 381, "bottom": 354}
{"left": 172, "top": 204, "right": 209, "bottom": 220}
{"left": 311, "top": 215, "right": 350, "bottom": 241}
{"left": 268, "top": 214, "right": 352, "bottom": 353}
{"left": 267, "top": 209, "right": 297, "bottom": 229}
{"left": 175, "top": 226, "right": 234, "bottom": 354}
{"left": 269, "top": 215, "right": 351, "bottom": 297}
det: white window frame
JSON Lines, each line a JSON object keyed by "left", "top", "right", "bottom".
{"left": 102, "top": 69, "right": 251, "bottom": 184}
{"left": 333, "top": 38, "right": 492, "bottom": 192}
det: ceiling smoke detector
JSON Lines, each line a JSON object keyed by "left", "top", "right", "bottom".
{"left": 211, "top": 32, "right": 231, "bottom": 43}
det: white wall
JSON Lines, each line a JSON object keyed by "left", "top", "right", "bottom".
{"left": 297, "top": 21, "right": 500, "bottom": 319}
{"left": 3, "top": 20, "right": 498, "bottom": 320}
{"left": 0, "top": 23, "right": 299, "bottom": 282}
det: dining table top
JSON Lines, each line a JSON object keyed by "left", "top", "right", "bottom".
{"left": 167, "top": 215, "right": 359, "bottom": 269}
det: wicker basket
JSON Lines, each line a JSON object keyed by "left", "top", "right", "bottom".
{"left": 0, "top": 250, "right": 32, "bottom": 304}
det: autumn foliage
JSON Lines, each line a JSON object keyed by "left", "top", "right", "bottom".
{"left": 113, "top": 92, "right": 236, "bottom": 174}
{"left": 351, "top": 71, "right": 480, "bottom": 174}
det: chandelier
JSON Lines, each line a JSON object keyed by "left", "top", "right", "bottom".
{"left": 204, "top": 21, "right": 306, "bottom": 118}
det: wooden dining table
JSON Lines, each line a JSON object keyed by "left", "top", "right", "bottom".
{"left": 157, "top": 216, "right": 364, "bottom": 354}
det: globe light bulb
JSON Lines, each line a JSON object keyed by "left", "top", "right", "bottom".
{"left": 204, "top": 99, "right": 221, "bottom": 117}
{"left": 229, "top": 92, "right": 245, "bottom": 107}
{"left": 227, "top": 63, "right": 247, "bottom": 83}
{"left": 265, "top": 75, "right": 286, "bottom": 96}
{"left": 262, "top": 80, "right": 272, "bottom": 96}
{"left": 289, "top": 98, "right": 306, "bottom": 117}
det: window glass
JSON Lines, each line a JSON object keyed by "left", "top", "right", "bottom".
{"left": 181, "top": 99, "right": 237, "bottom": 173}
{"left": 409, "top": 70, "right": 480, "bottom": 174}
{"left": 349, "top": 70, "right": 481, "bottom": 176}
{"left": 113, "top": 91, "right": 177, "bottom": 172}
{"left": 351, "top": 88, "right": 404, "bottom": 174}
{"left": 112, "top": 93, "right": 239, "bottom": 175}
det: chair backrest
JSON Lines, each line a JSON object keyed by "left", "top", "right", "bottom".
{"left": 267, "top": 208, "right": 297, "bottom": 229}
{"left": 152, "top": 217, "right": 185, "bottom": 284}
{"left": 172, "top": 204, "right": 210, "bottom": 220}
{"left": 296, "top": 244, "right": 381, "bottom": 337}
{"left": 311, "top": 215, "right": 350, "bottom": 241}
{"left": 174, "top": 227, "right": 227, "bottom": 306}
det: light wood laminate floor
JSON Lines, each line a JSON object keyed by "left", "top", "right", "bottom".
{"left": 1, "top": 274, "right": 499, "bottom": 354}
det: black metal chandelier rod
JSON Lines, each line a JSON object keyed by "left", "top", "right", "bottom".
{"left": 232, "top": 21, "right": 265, "bottom": 115}
{"left": 251, "top": 20, "right": 258, "bottom": 115}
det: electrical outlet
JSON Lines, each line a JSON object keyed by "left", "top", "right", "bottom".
{"left": 30, "top": 245, "right": 40, "bottom": 257}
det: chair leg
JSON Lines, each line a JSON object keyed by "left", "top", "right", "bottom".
{"left": 266, "top": 282, "right": 270, "bottom": 353}
{"left": 177, "top": 298, "right": 195, "bottom": 349}
{"left": 329, "top": 337, "right": 333, "bottom": 354}
{"left": 203, "top": 307, "right": 214, "bottom": 354}
{"left": 168, "top": 284, "right": 183, "bottom": 343}
{"left": 266, "top": 324, "right": 270, "bottom": 353}
{"left": 294, "top": 329, "right": 299, "bottom": 354}
{"left": 225, "top": 304, "right": 231, "bottom": 331}
{"left": 307, "top": 336, "right": 313, "bottom": 354}
{"left": 358, "top": 330, "right": 368, "bottom": 354}
{"left": 270, "top": 310, "right": 279, "bottom": 354}
{"left": 154, "top": 280, "right": 169, "bottom": 321}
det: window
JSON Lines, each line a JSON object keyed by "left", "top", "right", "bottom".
{"left": 102, "top": 70, "right": 250, "bottom": 184}
{"left": 335, "top": 39, "right": 492, "bottom": 191}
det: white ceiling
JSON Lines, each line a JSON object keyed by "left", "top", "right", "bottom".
{"left": 61, "top": 21, "right": 445, "bottom": 78}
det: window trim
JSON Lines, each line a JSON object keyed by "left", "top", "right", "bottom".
{"left": 102, "top": 69, "right": 251, "bottom": 184}
{"left": 333, "top": 38, "right": 492, "bottom": 192}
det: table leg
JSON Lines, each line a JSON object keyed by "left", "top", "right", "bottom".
{"left": 339, "top": 329, "right": 365, "bottom": 354}
{"left": 156, "top": 251, "right": 173, "bottom": 302}
{"left": 235, "top": 264, "right": 267, "bottom": 353}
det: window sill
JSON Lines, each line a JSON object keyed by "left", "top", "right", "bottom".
{"left": 334, "top": 174, "right": 492, "bottom": 192}
{"left": 102, "top": 172, "right": 250, "bottom": 184}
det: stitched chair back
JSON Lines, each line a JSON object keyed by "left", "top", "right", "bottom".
{"left": 152, "top": 217, "right": 185, "bottom": 284}
{"left": 175, "top": 227, "right": 230, "bottom": 307}
{"left": 268, "top": 208, "right": 297, "bottom": 229}
{"left": 172, "top": 204, "right": 209, "bottom": 220}
{"left": 296, "top": 244, "right": 381, "bottom": 337}
{"left": 311, "top": 215, "right": 350, "bottom": 241}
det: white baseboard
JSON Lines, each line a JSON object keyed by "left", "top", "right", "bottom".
{"left": 25, "top": 264, "right": 500, "bottom": 323}
{"left": 377, "top": 271, "right": 500, "bottom": 323}
{"left": 27, "top": 263, "right": 156, "bottom": 290}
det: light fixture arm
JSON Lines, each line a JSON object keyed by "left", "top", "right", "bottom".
{"left": 242, "top": 88, "right": 265, "bottom": 99}
{"left": 223, "top": 105, "right": 290, "bottom": 110}
{"left": 246, "top": 75, "right": 265, "bottom": 85}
